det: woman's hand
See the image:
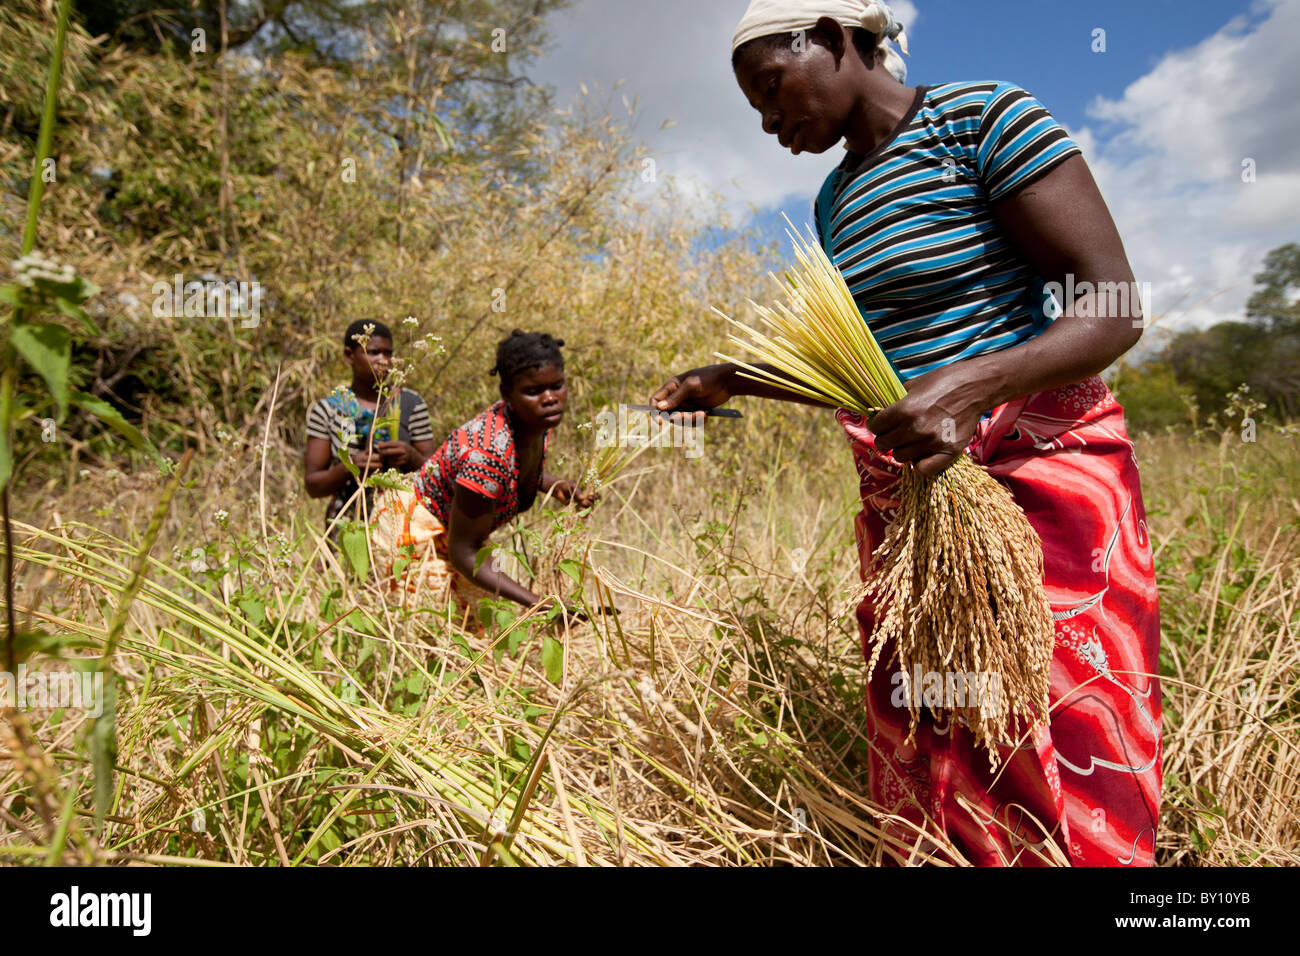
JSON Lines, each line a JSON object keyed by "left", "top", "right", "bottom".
{"left": 867, "top": 362, "right": 998, "bottom": 479}
{"left": 349, "top": 449, "right": 385, "bottom": 474}
{"left": 447, "top": 485, "right": 544, "bottom": 609}
{"left": 650, "top": 364, "right": 735, "bottom": 425}
{"left": 375, "top": 439, "right": 420, "bottom": 470}
{"left": 549, "top": 479, "right": 600, "bottom": 509}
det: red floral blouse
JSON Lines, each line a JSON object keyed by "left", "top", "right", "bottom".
{"left": 413, "top": 401, "right": 551, "bottom": 531}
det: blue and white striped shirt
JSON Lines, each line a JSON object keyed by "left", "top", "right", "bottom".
{"left": 813, "top": 81, "right": 1082, "bottom": 381}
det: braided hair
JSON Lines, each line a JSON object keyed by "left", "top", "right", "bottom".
{"left": 490, "top": 330, "right": 565, "bottom": 388}
{"left": 343, "top": 319, "right": 393, "bottom": 351}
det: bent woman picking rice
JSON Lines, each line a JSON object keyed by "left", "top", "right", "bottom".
{"left": 372, "top": 331, "right": 597, "bottom": 621}
{"left": 653, "top": 1, "right": 1161, "bottom": 866}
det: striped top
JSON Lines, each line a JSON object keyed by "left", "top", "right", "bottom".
{"left": 305, "top": 386, "right": 435, "bottom": 524}
{"left": 305, "top": 386, "right": 433, "bottom": 458}
{"left": 813, "top": 81, "right": 1082, "bottom": 381}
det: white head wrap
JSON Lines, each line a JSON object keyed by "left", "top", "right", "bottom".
{"left": 731, "top": 0, "right": 910, "bottom": 83}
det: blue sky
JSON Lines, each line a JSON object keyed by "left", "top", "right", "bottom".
{"left": 897, "top": 0, "right": 1268, "bottom": 121}
{"left": 532, "top": 0, "right": 1300, "bottom": 335}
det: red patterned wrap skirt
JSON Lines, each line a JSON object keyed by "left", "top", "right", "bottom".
{"left": 836, "top": 375, "right": 1163, "bottom": 866}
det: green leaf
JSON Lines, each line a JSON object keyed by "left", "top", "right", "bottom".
{"left": 238, "top": 598, "right": 266, "bottom": 627}
{"left": 339, "top": 528, "right": 370, "bottom": 578}
{"left": 558, "top": 558, "right": 584, "bottom": 587}
{"left": 357, "top": 636, "right": 375, "bottom": 669}
{"left": 11, "top": 629, "right": 97, "bottom": 664}
{"left": 0, "top": 284, "right": 22, "bottom": 307}
{"left": 347, "top": 608, "right": 376, "bottom": 638}
{"left": 90, "top": 672, "right": 118, "bottom": 836}
{"left": 54, "top": 295, "right": 99, "bottom": 335}
{"left": 70, "top": 390, "right": 158, "bottom": 461}
{"left": 11, "top": 321, "right": 70, "bottom": 421}
{"left": 392, "top": 554, "right": 411, "bottom": 579}
{"left": 541, "top": 635, "right": 563, "bottom": 684}
{"left": 365, "top": 469, "right": 410, "bottom": 491}
{"left": 1185, "top": 572, "right": 1203, "bottom": 592}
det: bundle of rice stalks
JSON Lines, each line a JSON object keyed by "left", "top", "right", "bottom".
{"left": 713, "top": 223, "right": 1055, "bottom": 764}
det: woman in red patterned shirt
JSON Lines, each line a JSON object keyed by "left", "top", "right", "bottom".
{"left": 402, "top": 330, "right": 596, "bottom": 612}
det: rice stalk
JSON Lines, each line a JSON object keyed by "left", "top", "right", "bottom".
{"left": 713, "top": 221, "right": 1055, "bottom": 765}
{"left": 578, "top": 408, "right": 661, "bottom": 497}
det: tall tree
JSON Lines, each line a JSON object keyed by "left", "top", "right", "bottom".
{"left": 1246, "top": 242, "right": 1300, "bottom": 333}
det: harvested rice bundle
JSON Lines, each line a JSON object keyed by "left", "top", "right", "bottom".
{"left": 713, "top": 223, "right": 1055, "bottom": 764}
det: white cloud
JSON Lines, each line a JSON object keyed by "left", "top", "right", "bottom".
{"left": 533, "top": 0, "right": 919, "bottom": 217}
{"left": 1052, "top": 0, "right": 1300, "bottom": 331}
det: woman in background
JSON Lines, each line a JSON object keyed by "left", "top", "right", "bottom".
{"left": 373, "top": 330, "right": 596, "bottom": 616}
{"left": 304, "top": 319, "right": 436, "bottom": 536}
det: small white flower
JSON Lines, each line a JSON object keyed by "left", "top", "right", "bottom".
{"left": 638, "top": 680, "right": 662, "bottom": 705}
{"left": 413, "top": 340, "right": 428, "bottom": 351}
{"left": 214, "top": 509, "right": 229, "bottom": 524}
{"left": 402, "top": 315, "right": 419, "bottom": 327}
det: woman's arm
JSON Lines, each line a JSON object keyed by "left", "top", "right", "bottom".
{"left": 869, "top": 155, "right": 1143, "bottom": 477}
{"left": 445, "top": 483, "right": 545, "bottom": 608}
{"left": 650, "top": 361, "right": 835, "bottom": 422}
{"left": 973, "top": 155, "right": 1142, "bottom": 404}
{"left": 304, "top": 437, "right": 381, "bottom": 499}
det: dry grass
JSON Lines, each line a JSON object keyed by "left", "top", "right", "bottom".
{"left": 1136, "top": 427, "right": 1300, "bottom": 864}
{"left": 1, "top": 414, "right": 1296, "bottom": 866}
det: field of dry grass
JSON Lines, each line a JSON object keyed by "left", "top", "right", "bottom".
{"left": 3, "top": 406, "right": 1296, "bottom": 866}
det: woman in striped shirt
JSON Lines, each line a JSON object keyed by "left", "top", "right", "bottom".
{"left": 304, "top": 319, "right": 436, "bottom": 532}
{"left": 653, "top": 1, "right": 1161, "bottom": 866}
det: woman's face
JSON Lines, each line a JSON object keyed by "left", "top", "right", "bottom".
{"left": 504, "top": 363, "right": 567, "bottom": 431}
{"left": 345, "top": 335, "right": 393, "bottom": 387}
{"left": 734, "top": 29, "right": 859, "bottom": 156}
